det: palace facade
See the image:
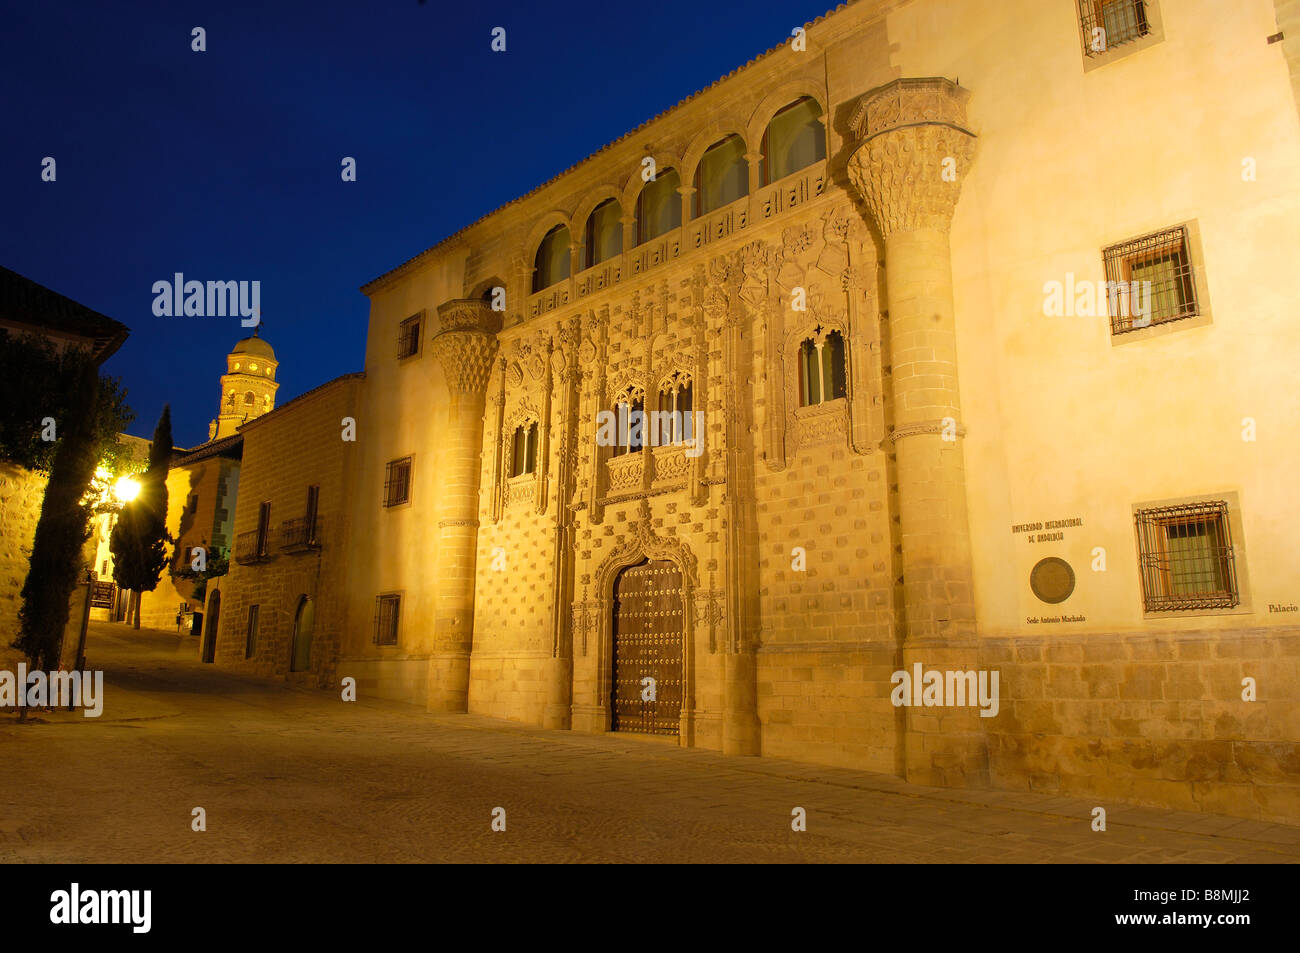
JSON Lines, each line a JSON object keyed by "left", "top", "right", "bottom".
{"left": 204, "top": 0, "right": 1300, "bottom": 823}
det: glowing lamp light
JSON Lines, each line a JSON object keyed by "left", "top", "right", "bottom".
{"left": 114, "top": 476, "right": 141, "bottom": 503}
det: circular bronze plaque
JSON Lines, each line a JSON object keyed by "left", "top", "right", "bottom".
{"left": 1030, "top": 557, "right": 1075, "bottom": 604}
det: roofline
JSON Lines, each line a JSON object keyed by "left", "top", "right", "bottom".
{"left": 171, "top": 433, "right": 242, "bottom": 467}
{"left": 236, "top": 371, "right": 365, "bottom": 434}
{"left": 359, "top": 0, "right": 891, "bottom": 295}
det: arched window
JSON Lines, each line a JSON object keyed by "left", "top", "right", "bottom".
{"left": 636, "top": 169, "right": 681, "bottom": 245}
{"left": 761, "top": 97, "right": 827, "bottom": 186}
{"left": 610, "top": 387, "right": 646, "bottom": 456}
{"left": 510, "top": 421, "right": 539, "bottom": 477}
{"left": 657, "top": 373, "right": 693, "bottom": 445}
{"left": 797, "top": 329, "right": 847, "bottom": 407}
{"left": 693, "top": 135, "right": 748, "bottom": 217}
{"left": 533, "top": 224, "right": 571, "bottom": 292}
{"left": 584, "top": 199, "right": 623, "bottom": 269}
{"left": 244, "top": 391, "right": 255, "bottom": 405}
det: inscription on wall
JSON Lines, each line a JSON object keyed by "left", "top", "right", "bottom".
{"left": 1011, "top": 517, "right": 1083, "bottom": 543}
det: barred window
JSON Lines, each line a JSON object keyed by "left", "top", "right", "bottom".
{"left": 1080, "top": 0, "right": 1149, "bottom": 56}
{"left": 245, "top": 605, "right": 260, "bottom": 659}
{"left": 1135, "top": 501, "right": 1239, "bottom": 611}
{"left": 1103, "top": 225, "right": 1197, "bottom": 334}
{"left": 384, "top": 457, "right": 412, "bottom": 507}
{"left": 374, "top": 593, "right": 400, "bottom": 646}
{"left": 397, "top": 314, "right": 421, "bottom": 359}
{"left": 797, "top": 329, "right": 847, "bottom": 407}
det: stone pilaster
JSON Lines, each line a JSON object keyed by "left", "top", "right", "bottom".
{"left": 846, "top": 78, "right": 987, "bottom": 787}
{"left": 426, "top": 298, "right": 500, "bottom": 712}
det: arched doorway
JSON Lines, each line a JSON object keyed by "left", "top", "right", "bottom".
{"left": 202, "top": 591, "right": 220, "bottom": 663}
{"left": 611, "top": 559, "right": 683, "bottom": 735}
{"left": 291, "top": 596, "right": 314, "bottom": 672}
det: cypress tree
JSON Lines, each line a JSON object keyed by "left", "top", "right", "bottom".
{"left": 12, "top": 356, "right": 101, "bottom": 671}
{"left": 109, "top": 406, "right": 172, "bottom": 629}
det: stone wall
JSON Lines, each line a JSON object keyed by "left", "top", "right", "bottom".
{"left": 214, "top": 376, "right": 361, "bottom": 688}
{"left": 0, "top": 461, "right": 47, "bottom": 664}
{"left": 983, "top": 628, "right": 1300, "bottom": 824}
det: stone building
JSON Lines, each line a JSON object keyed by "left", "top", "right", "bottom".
{"left": 203, "top": 372, "right": 361, "bottom": 683}
{"left": 216, "top": 0, "right": 1300, "bottom": 822}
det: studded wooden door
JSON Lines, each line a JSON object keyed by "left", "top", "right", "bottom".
{"left": 611, "top": 559, "right": 683, "bottom": 735}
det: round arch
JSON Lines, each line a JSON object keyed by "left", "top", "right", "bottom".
{"left": 745, "top": 79, "right": 830, "bottom": 153}
{"left": 290, "top": 595, "right": 315, "bottom": 673}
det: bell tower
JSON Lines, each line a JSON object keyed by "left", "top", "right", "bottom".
{"left": 208, "top": 330, "right": 280, "bottom": 441}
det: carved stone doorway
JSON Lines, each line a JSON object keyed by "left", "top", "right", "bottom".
{"left": 611, "top": 559, "right": 683, "bottom": 736}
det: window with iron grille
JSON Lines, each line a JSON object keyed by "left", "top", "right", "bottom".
{"left": 245, "top": 604, "right": 260, "bottom": 659}
{"left": 1134, "top": 501, "right": 1239, "bottom": 611}
{"left": 383, "top": 457, "right": 412, "bottom": 507}
{"left": 1079, "top": 0, "right": 1149, "bottom": 56}
{"left": 374, "top": 593, "right": 400, "bottom": 646}
{"left": 397, "top": 314, "right": 421, "bottom": 359}
{"left": 1103, "top": 225, "right": 1198, "bottom": 334}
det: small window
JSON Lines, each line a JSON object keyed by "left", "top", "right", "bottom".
{"left": 510, "top": 422, "right": 539, "bottom": 477}
{"left": 245, "top": 605, "right": 260, "bottom": 659}
{"left": 1103, "top": 225, "right": 1198, "bottom": 335}
{"left": 256, "top": 502, "right": 272, "bottom": 556}
{"left": 797, "top": 330, "right": 847, "bottom": 407}
{"left": 244, "top": 391, "right": 255, "bottom": 406}
{"left": 657, "top": 374, "right": 693, "bottom": 444}
{"left": 1135, "top": 501, "right": 1239, "bottom": 611}
{"left": 305, "top": 485, "right": 319, "bottom": 543}
{"left": 375, "top": 593, "right": 401, "bottom": 646}
{"left": 533, "top": 225, "right": 571, "bottom": 292}
{"left": 610, "top": 391, "right": 646, "bottom": 457}
{"left": 761, "top": 97, "right": 826, "bottom": 185}
{"left": 693, "top": 135, "right": 748, "bottom": 217}
{"left": 636, "top": 169, "right": 681, "bottom": 245}
{"left": 1080, "top": 0, "right": 1149, "bottom": 56}
{"left": 398, "top": 314, "right": 421, "bottom": 359}
{"left": 384, "top": 457, "right": 412, "bottom": 507}
{"left": 584, "top": 199, "right": 623, "bottom": 269}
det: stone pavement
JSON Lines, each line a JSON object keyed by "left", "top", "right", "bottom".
{"left": 0, "top": 622, "right": 1297, "bottom": 863}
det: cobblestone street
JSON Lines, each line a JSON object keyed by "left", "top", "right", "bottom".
{"left": 1, "top": 622, "right": 1297, "bottom": 864}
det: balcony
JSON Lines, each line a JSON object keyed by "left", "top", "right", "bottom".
{"left": 279, "top": 516, "right": 321, "bottom": 553}
{"left": 234, "top": 529, "right": 272, "bottom": 565}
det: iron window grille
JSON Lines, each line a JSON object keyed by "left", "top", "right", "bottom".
{"left": 245, "top": 605, "right": 259, "bottom": 659}
{"left": 383, "top": 457, "right": 412, "bottom": 507}
{"left": 1103, "top": 225, "right": 1197, "bottom": 334}
{"left": 374, "top": 594, "right": 400, "bottom": 646}
{"left": 397, "top": 314, "right": 421, "bottom": 359}
{"left": 1134, "top": 501, "right": 1239, "bottom": 611}
{"left": 1080, "top": 0, "right": 1149, "bottom": 57}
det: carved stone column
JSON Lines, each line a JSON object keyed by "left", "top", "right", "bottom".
{"left": 426, "top": 298, "right": 501, "bottom": 712}
{"left": 846, "top": 78, "right": 987, "bottom": 787}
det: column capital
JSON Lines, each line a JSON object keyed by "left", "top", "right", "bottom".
{"left": 846, "top": 77, "right": 978, "bottom": 239}
{"left": 432, "top": 298, "right": 501, "bottom": 396}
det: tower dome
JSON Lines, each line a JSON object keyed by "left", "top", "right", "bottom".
{"left": 208, "top": 332, "right": 280, "bottom": 441}
{"left": 230, "top": 335, "right": 276, "bottom": 360}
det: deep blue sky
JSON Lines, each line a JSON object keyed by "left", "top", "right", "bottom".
{"left": 2, "top": 0, "right": 834, "bottom": 447}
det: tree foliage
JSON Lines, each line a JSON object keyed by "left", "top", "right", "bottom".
{"left": 0, "top": 331, "right": 132, "bottom": 473}
{"left": 11, "top": 356, "right": 102, "bottom": 668}
{"left": 109, "top": 406, "right": 173, "bottom": 620}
